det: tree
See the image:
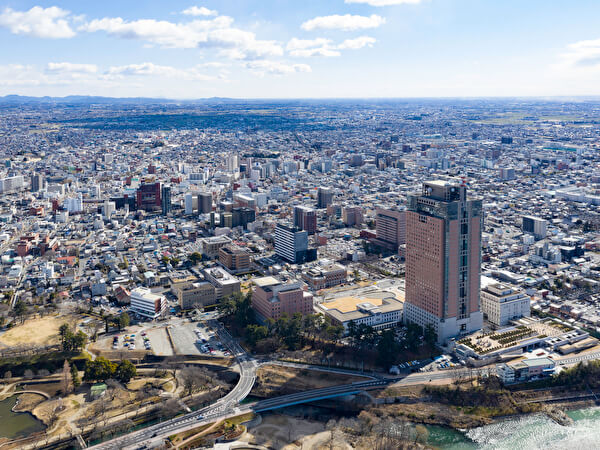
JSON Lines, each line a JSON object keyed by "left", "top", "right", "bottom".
{"left": 13, "top": 300, "right": 27, "bottom": 324}
{"left": 84, "top": 357, "right": 116, "bottom": 382}
{"left": 376, "top": 329, "right": 399, "bottom": 369}
{"left": 245, "top": 324, "right": 269, "bottom": 347}
{"left": 59, "top": 323, "right": 70, "bottom": 348}
{"left": 71, "top": 362, "right": 81, "bottom": 388}
{"left": 188, "top": 252, "right": 202, "bottom": 265}
{"left": 115, "top": 360, "right": 136, "bottom": 383}
{"left": 118, "top": 312, "right": 130, "bottom": 330}
{"left": 61, "top": 360, "right": 73, "bottom": 394}
{"left": 424, "top": 324, "right": 437, "bottom": 348}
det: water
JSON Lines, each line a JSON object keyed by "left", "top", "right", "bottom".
{"left": 0, "top": 395, "right": 45, "bottom": 439}
{"left": 425, "top": 406, "right": 600, "bottom": 449}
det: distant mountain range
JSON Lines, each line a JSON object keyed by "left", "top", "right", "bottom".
{"left": 0, "top": 95, "right": 239, "bottom": 105}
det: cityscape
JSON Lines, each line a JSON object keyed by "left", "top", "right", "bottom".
{"left": 1, "top": 1, "right": 600, "bottom": 450}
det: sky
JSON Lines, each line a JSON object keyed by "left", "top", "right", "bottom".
{"left": 1, "top": 0, "right": 600, "bottom": 98}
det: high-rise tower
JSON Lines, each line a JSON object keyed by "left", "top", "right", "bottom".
{"left": 404, "top": 178, "right": 483, "bottom": 343}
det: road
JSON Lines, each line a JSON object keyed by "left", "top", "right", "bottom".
{"left": 89, "top": 319, "right": 258, "bottom": 450}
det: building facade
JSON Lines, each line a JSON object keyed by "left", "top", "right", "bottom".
{"left": 251, "top": 277, "right": 313, "bottom": 320}
{"left": 481, "top": 283, "right": 531, "bottom": 326}
{"left": 274, "top": 223, "right": 317, "bottom": 264}
{"left": 129, "top": 287, "right": 167, "bottom": 319}
{"left": 404, "top": 179, "right": 483, "bottom": 343}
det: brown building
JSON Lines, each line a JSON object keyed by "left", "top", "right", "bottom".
{"left": 375, "top": 207, "right": 406, "bottom": 249}
{"left": 174, "top": 282, "right": 217, "bottom": 310}
{"left": 404, "top": 179, "right": 483, "bottom": 343}
{"left": 302, "top": 264, "right": 347, "bottom": 290}
{"left": 252, "top": 277, "right": 313, "bottom": 320}
{"left": 218, "top": 244, "right": 251, "bottom": 273}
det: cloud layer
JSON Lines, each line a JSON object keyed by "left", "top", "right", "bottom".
{"left": 0, "top": 6, "right": 75, "bottom": 38}
{"left": 301, "top": 14, "right": 385, "bottom": 32}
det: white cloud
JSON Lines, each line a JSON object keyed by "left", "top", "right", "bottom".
{"left": 182, "top": 6, "right": 218, "bottom": 16}
{"left": 244, "top": 60, "right": 311, "bottom": 77}
{"left": 345, "top": 0, "right": 423, "bottom": 5}
{"left": 0, "top": 6, "right": 76, "bottom": 39}
{"left": 286, "top": 38, "right": 340, "bottom": 57}
{"left": 559, "top": 39, "right": 600, "bottom": 70}
{"left": 81, "top": 15, "right": 282, "bottom": 59}
{"left": 47, "top": 62, "right": 98, "bottom": 74}
{"left": 337, "top": 36, "right": 376, "bottom": 50}
{"left": 286, "top": 36, "right": 376, "bottom": 57}
{"left": 105, "top": 62, "right": 218, "bottom": 81}
{"left": 301, "top": 14, "right": 385, "bottom": 32}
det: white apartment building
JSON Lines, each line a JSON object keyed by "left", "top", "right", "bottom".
{"left": 481, "top": 283, "right": 530, "bottom": 326}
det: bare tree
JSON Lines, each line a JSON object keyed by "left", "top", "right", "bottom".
{"left": 60, "top": 360, "right": 73, "bottom": 395}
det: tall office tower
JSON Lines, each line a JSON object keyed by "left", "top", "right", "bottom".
{"left": 31, "top": 174, "right": 45, "bottom": 192}
{"left": 184, "top": 193, "right": 197, "bottom": 215}
{"left": 227, "top": 154, "right": 239, "bottom": 172}
{"left": 317, "top": 186, "right": 334, "bottom": 209}
{"left": 161, "top": 185, "right": 172, "bottom": 215}
{"left": 404, "top": 179, "right": 483, "bottom": 343}
{"left": 293, "top": 206, "right": 317, "bottom": 235}
{"left": 199, "top": 192, "right": 212, "bottom": 214}
{"left": 91, "top": 184, "right": 101, "bottom": 199}
{"left": 375, "top": 207, "right": 406, "bottom": 249}
{"left": 275, "top": 223, "right": 317, "bottom": 264}
{"left": 136, "top": 182, "right": 162, "bottom": 212}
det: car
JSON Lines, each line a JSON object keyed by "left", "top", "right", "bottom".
{"left": 196, "top": 415, "right": 204, "bottom": 420}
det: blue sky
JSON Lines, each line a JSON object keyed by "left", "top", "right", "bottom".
{"left": 0, "top": 0, "right": 599, "bottom": 98}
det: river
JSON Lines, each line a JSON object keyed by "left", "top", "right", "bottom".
{"left": 426, "top": 406, "right": 600, "bottom": 449}
{"left": 0, "top": 395, "right": 45, "bottom": 439}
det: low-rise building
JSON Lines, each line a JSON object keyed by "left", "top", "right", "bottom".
{"left": 496, "top": 357, "right": 555, "bottom": 384}
{"left": 203, "top": 266, "right": 241, "bottom": 299}
{"left": 252, "top": 276, "right": 313, "bottom": 320}
{"left": 301, "top": 264, "right": 347, "bottom": 290}
{"left": 218, "top": 244, "right": 251, "bottom": 273}
{"left": 315, "top": 285, "right": 403, "bottom": 333}
{"left": 129, "top": 287, "right": 167, "bottom": 319}
{"left": 481, "top": 283, "right": 531, "bottom": 326}
{"left": 174, "top": 281, "right": 216, "bottom": 310}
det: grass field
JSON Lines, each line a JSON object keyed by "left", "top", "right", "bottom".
{"left": 0, "top": 315, "right": 80, "bottom": 348}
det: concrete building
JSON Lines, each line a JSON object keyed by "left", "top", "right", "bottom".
{"left": 293, "top": 205, "right": 317, "bottom": 235}
{"left": 301, "top": 264, "right": 347, "bottom": 290}
{"left": 404, "top": 179, "right": 483, "bottom": 343}
{"left": 274, "top": 223, "right": 317, "bottom": 264}
{"left": 199, "top": 192, "right": 212, "bottom": 214}
{"left": 522, "top": 215, "right": 547, "bottom": 239}
{"left": 129, "top": 287, "right": 167, "bottom": 319}
{"left": 317, "top": 186, "right": 334, "bottom": 209}
{"left": 219, "top": 244, "right": 251, "bottom": 273}
{"left": 315, "top": 288, "right": 403, "bottom": 333}
{"left": 200, "top": 235, "right": 232, "bottom": 259}
{"left": 174, "top": 282, "right": 216, "bottom": 310}
{"left": 203, "top": 267, "right": 241, "bottom": 299}
{"left": 375, "top": 207, "right": 406, "bottom": 250}
{"left": 136, "top": 182, "right": 161, "bottom": 212}
{"left": 31, "top": 174, "right": 44, "bottom": 192}
{"left": 496, "top": 357, "right": 555, "bottom": 384}
{"left": 0, "top": 175, "right": 24, "bottom": 193}
{"left": 252, "top": 276, "right": 313, "bottom": 320}
{"left": 342, "top": 206, "right": 363, "bottom": 227}
{"left": 481, "top": 283, "right": 531, "bottom": 326}
{"left": 161, "top": 185, "right": 172, "bottom": 215}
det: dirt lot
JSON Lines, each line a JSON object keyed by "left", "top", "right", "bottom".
{"left": 239, "top": 414, "right": 328, "bottom": 449}
{"left": 0, "top": 315, "right": 81, "bottom": 348}
{"left": 251, "top": 365, "right": 369, "bottom": 398}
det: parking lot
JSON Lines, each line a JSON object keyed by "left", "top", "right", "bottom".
{"left": 168, "top": 321, "right": 229, "bottom": 357}
{"left": 146, "top": 326, "right": 174, "bottom": 356}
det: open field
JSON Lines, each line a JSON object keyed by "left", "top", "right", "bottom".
{"left": 0, "top": 315, "right": 81, "bottom": 348}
